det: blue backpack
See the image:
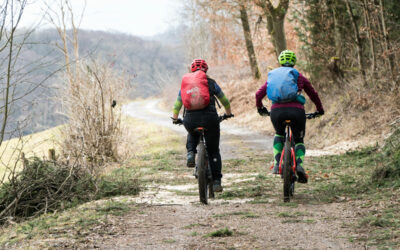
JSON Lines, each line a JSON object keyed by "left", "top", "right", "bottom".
{"left": 267, "top": 67, "right": 299, "bottom": 103}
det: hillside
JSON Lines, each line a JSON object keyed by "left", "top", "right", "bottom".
{"left": 2, "top": 29, "right": 185, "bottom": 139}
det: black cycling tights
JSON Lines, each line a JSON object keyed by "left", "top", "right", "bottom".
{"left": 183, "top": 111, "right": 222, "bottom": 180}
{"left": 270, "top": 107, "right": 306, "bottom": 144}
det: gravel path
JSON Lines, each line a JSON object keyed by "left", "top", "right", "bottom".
{"left": 92, "top": 99, "right": 368, "bottom": 249}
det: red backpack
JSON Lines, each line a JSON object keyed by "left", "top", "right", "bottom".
{"left": 181, "top": 70, "right": 210, "bottom": 110}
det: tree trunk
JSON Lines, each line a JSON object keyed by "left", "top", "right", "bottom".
{"left": 239, "top": 3, "right": 261, "bottom": 79}
{"left": 344, "top": 0, "right": 367, "bottom": 86}
{"left": 271, "top": 15, "right": 287, "bottom": 57}
{"left": 362, "top": 0, "right": 377, "bottom": 77}
{"left": 378, "top": 0, "right": 396, "bottom": 89}
{"left": 332, "top": 4, "right": 342, "bottom": 59}
{"left": 255, "top": 0, "right": 289, "bottom": 58}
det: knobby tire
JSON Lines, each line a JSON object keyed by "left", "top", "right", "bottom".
{"left": 208, "top": 165, "right": 215, "bottom": 199}
{"left": 283, "top": 138, "right": 292, "bottom": 202}
{"left": 197, "top": 143, "right": 208, "bottom": 204}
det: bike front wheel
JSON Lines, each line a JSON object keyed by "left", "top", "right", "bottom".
{"left": 283, "top": 139, "right": 292, "bottom": 202}
{"left": 197, "top": 143, "right": 208, "bottom": 204}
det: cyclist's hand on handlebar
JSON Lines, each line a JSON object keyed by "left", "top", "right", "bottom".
{"left": 171, "top": 117, "right": 183, "bottom": 125}
{"left": 220, "top": 113, "right": 234, "bottom": 121}
{"left": 257, "top": 106, "right": 270, "bottom": 116}
{"left": 306, "top": 111, "right": 324, "bottom": 119}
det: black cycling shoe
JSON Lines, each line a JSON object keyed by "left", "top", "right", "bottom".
{"left": 213, "top": 180, "right": 223, "bottom": 192}
{"left": 296, "top": 168, "right": 308, "bottom": 184}
{"left": 187, "top": 152, "right": 195, "bottom": 168}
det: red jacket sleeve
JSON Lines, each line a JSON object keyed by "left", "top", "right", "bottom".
{"left": 299, "top": 74, "right": 324, "bottom": 112}
{"left": 255, "top": 81, "right": 267, "bottom": 108}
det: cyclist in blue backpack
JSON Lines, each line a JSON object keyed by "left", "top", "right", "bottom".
{"left": 255, "top": 50, "right": 324, "bottom": 183}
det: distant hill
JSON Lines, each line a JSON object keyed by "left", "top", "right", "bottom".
{"left": 3, "top": 28, "right": 185, "bottom": 139}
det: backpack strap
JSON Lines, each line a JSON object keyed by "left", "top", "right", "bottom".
{"left": 215, "top": 96, "right": 221, "bottom": 109}
{"left": 207, "top": 78, "right": 221, "bottom": 109}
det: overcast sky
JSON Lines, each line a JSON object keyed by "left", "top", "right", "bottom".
{"left": 20, "top": 0, "right": 182, "bottom": 37}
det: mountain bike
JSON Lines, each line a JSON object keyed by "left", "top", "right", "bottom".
{"left": 258, "top": 108, "right": 321, "bottom": 202}
{"left": 173, "top": 114, "right": 233, "bottom": 204}
{"left": 279, "top": 112, "right": 321, "bottom": 202}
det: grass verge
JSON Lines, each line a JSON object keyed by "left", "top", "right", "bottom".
{"left": 0, "top": 199, "right": 135, "bottom": 248}
{"left": 205, "top": 227, "right": 233, "bottom": 237}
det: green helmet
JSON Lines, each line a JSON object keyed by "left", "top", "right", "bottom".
{"left": 278, "top": 50, "right": 296, "bottom": 66}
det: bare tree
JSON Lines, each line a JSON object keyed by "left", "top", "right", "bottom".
{"left": 254, "top": 0, "right": 289, "bottom": 57}
{"left": 46, "top": 0, "right": 128, "bottom": 174}
{"left": 362, "top": 0, "right": 377, "bottom": 76}
{"left": 378, "top": 0, "right": 396, "bottom": 89}
{"left": 0, "top": 0, "right": 28, "bottom": 147}
{"left": 190, "top": 0, "right": 261, "bottom": 78}
{"left": 344, "top": 0, "right": 367, "bottom": 86}
{"left": 181, "top": 0, "right": 213, "bottom": 61}
{"left": 239, "top": 1, "right": 261, "bottom": 79}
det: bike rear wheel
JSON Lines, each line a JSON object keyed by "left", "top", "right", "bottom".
{"left": 197, "top": 143, "right": 208, "bottom": 204}
{"left": 207, "top": 164, "right": 215, "bottom": 199}
{"left": 283, "top": 138, "right": 292, "bottom": 202}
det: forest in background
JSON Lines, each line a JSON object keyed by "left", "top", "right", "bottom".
{"left": 0, "top": 28, "right": 185, "bottom": 139}
{"left": 176, "top": 0, "right": 399, "bottom": 147}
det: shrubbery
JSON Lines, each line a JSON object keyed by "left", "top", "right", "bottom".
{"left": 0, "top": 158, "right": 139, "bottom": 224}
{"left": 372, "top": 127, "right": 400, "bottom": 184}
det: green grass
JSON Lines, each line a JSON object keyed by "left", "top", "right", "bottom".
{"left": 278, "top": 202, "right": 298, "bottom": 208}
{"left": 305, "top": 146, "right": 381, "bottom": 202}
{"left": 163, "top": 239, "right": 176, "bottom": 243}
{"left": 183, "top": 223, "right": 208, "bottom": 229}
{"left": 218, "top": 181, "right": 276, "bottom": 200}
{"left": 277, "top": 211, "right": 309, "bottom": 218}
{"left": 303, "top": 143, "right": 400, "bottom": 247}
{"left": 0, "top": 199, "right": 136, "bottom": 248}
{"left": 281, "top": 219, "right": 315, "bottom": 224}
{"left": 205, "top": 227, "right": 233, "bottom": 237}
{"left": 213, "top": 211, "right": 259, "bottom": 218}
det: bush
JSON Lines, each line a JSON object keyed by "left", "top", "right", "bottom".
{"left": 96, "top": 168, "right": 140, "bottom": 198}
{"left": 0, "top": 158, "right": 95, "bottom": 223}
{"left": 372, "top": 127, "right": 400, "bottom": 183}
{"left": 0, "top": 158, "right": 140, "bottom": 224}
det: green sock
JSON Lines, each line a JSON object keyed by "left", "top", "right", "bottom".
{"left": 295, "top": 143, "right": 306, "bottom": 169}
{"left": 273, "top": 135, "right": 285, "bottom": 167}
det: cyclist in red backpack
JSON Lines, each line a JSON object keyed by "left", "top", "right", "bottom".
{"left": 172, "top": 59, "right": 232, "bottom": 192}
{"left": 255, "top": 50, "right": 324, "bottom": 183}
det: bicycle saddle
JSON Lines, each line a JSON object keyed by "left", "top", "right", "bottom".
{"left": 194, "top": 127, "right": 206, "bottom": 133}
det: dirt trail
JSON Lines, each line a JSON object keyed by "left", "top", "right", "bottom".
{"left": 122, "top": 99, "right": 273, "bottom": 159}
{"left": 94, "top": 100, "right": 368, "bottom": 249}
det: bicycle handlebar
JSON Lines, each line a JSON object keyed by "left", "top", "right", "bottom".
{"left": 305, "top": 112, "right": 323, "bottom": 119}
{"left": 171, "top": 113, "right": 234, "bottom": 125}
{"left": 171, "top": 117, "right": 183, "bottom": 125}
{"left": 258, "top": 107, "right": 323, "bottom": 119}
{"left": 219, "top": 113, "right": 234, "bottom": 122}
